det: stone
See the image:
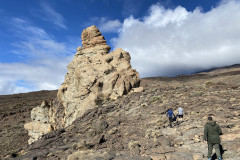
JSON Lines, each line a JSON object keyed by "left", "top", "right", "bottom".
{"left": 194, "top": 135, "right": 201, "bottom": 143}
{"left": 132, "top": 87, "right": 144, "bottom": 93}
{"left": 72, "top": 141, "right": 90, "bottom": 150}
{"left": 128, "top": 140, "right": 141, "bottom": 155}
{"left": 193, "top": 153, "right": 203, "bottom": 160}
{"left": 150, "top": 154, "right": 166, "bottom": 160}
{"left": 24, "top": 100, "right": 53, "bottom": 143}
{"left": 174, "top": 138, "right": 184, "bottom": 146}
{"left": 128, "top": 140, "right": 140, "bottom": 150}
{"left": 108, "top": 127, "right": 118, "bottom": 135}
{"left": 92, "top": 120, "right": 108, "bottom": 133}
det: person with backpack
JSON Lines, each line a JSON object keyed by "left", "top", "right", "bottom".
{"left": 203, "top": 116, "right": 223, "bottom": 160}
{"left": 166, "top": 108, "right": 175, "bottom": 128}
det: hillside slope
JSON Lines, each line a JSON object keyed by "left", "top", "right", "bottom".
{"left": 1, "top": 65, "right": 240, "bottom": 160}
{"left": 0, "top": 90, "right": 57, "bottom": 158}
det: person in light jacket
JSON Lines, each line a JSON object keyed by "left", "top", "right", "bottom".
{"left": 177, "top": 107, "right": 184, "bottom": 123}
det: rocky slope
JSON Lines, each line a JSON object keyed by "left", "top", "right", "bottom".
{"left": 0, "top": 90, "right": 57, "bottom": 158}
{"left": 1, "top": 65, "right": 240, "bottom": 160}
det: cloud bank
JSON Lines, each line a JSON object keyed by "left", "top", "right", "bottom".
{"left": 113, "top": 0, "right": 240, "bottom": 77}
{"left": 0, "top": 18, "right": 75, "bottom": 95}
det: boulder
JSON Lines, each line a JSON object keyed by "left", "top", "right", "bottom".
{"left": 24, "top": 100, "right": 53, "bottom": 144}
{"left": 57, "top": 25, "right": 140, "bottom": 127}
{"left": 132, "top": 87, "right": 144, "bottom": 93}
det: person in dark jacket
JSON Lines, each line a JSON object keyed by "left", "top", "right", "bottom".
{"left": 166, "top": 108, "right": 175, "bottom": 128}
{"left": 203, "top": 116, "right": 223, "bottom": 160}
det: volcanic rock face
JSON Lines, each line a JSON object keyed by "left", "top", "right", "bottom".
{"left": 24, "top": 25, "right": 140, "bottom": 144}
{"left": 58, "top": 25, "right": 140, "bottom": 127}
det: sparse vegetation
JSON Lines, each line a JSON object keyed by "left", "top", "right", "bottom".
{"left": 94, "top": 97, "right": 103, "bottom": 105}
{"left": 149, "top": 96, "right": 163, "bottom": 103}
{"left": 191, "top": 91, "right": 204, "bottom": 97}
{"left": 204, "top": 81, "right": 214, "bottom": 87}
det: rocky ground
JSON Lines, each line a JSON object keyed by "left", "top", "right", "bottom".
{"left": 0, "top": 90, "right": 57, "bottom": 158}
{"left": 1, "top": 65, "right": 240, "bottom": 160}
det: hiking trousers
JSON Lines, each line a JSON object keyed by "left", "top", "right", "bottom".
{"left": 169, "top": 117, "right": 173, "bottom": 127}
{"left": 207, "top": 142, "right": 221, "bottom": 158}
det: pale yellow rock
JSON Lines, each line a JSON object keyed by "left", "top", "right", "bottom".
{"left": 128, "top": 140, "right": 140, "bottom": 150}
{"left": 151, "top": 155, "right": 166, "bottom": 160}
{"left": 193, "top": 153, "right": 203, "bottom": 160}
{"left": 24, "top": 101, "right": 54, "bottom": 144}
{"left": 194, "top": 135, "right": 201, "bottom": 143}
{"left": 174, "top": 138, "right": 184, "bottom": 146}
{"left": 230, "top": 98, "right": 236, "bottom": 102}
{"left": 132, "top": 87, "right": 144, "bottom": 93}
{"left": 57, "top": 26, "right": 140, "bottom": 127}
{"left": 24, "top": 121, "right": 53, "bottom": 144}
{"left": 221, "top": 133, "right": 240, "bottom": 141}
{"left": 24, "top": 122, "right": 52, "bottom": 133}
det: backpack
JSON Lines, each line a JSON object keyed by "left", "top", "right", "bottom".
{"left": 173, "top": 116, "right": 177, "bottom": 121}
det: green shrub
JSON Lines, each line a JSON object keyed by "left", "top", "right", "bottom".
{"left": 149, "top": 96, "right": 163, "bottom": 103}
{"left": 94, "top": 97, "right": 103, "bottom": 105}
{"left": 204, "top": 81, "right": 213, "bottom": 87}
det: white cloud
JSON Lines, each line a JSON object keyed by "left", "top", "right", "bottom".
{"left": 0, "top": 54, "right": 73, "bottom": 95}
{"left": 144, "top": 4, "right": 189, "bottom": 27}
{"left": 10, "top": 18, "right": 72, "bottom": 57}
{"left": 39, "top": 2, "right": 67, "bottom": 29}
{"left": 88, "top": 17, "right": 122, "bottom": 33}
{"left": 113, "top": 0, "right": 240, "bottom": 77}
{"left": 99, "top": 18, "right": 122, "bottom": 33}
{"left": 0, "top": 18, "right": 77, "bottom": 95}
{"left": 11, "top": 18, "right": 52, "bottom": 39}
{"left": 0, "top": 62, "right": 67, "bottom": 95}
{"left": 0, "top": 80, "right": 30, "bottom": 95}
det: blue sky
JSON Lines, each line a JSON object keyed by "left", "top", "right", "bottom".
{"left": 0, "top": 0, "right": 240, "bottom": 95}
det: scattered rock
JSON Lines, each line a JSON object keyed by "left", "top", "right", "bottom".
{"left": 132, "top": 87, "right": 144, "bottom": 93}
{"left": 67, "top": 150, "right": 115, "bottom": 160}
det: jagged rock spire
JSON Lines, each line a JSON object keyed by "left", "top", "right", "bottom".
{"left": 24, "top": 25, "right": 140, "bottom": 144}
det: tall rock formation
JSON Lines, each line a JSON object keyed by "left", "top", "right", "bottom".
{"left": 24, "top": 25, "right": 140, "bottom": 144}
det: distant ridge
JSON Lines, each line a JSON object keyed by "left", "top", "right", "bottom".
{"left": 195, "top": 64, "right": 240, "bottom": 73}
{"left": 143, "top": 64, "right": 240, "bottom": 80}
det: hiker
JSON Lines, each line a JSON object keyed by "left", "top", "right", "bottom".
{"left": 166, "top": 108, "right": 175, "bottom": 128}
{"left": 203, "top": 116, "right": 223, "bottom": 160}
{"left": 177, "top": 106, "right": 184, "bottom": 123}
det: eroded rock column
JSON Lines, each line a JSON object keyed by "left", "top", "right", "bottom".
{"left": 24, "top": 25, "right": 140, "bottom": 144}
